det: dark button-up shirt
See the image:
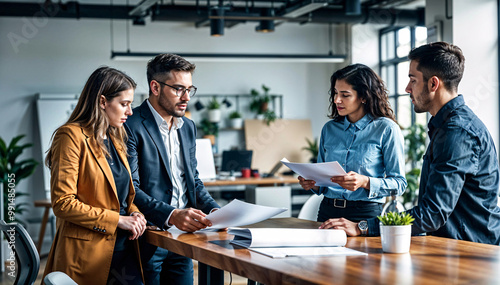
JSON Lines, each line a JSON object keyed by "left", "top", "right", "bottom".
{"left": 368, "top": 95, "right": 500, "bottom": 245}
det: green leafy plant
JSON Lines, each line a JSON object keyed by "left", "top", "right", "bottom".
{"left": 199, "top": 118, "right": 219, "bottom": 136}
{"left": 228, "top": 111, "right": 242, "bottom": 119}
{"left": 403, "top": 124, "right": 427, "bottom": 207}
{"left": 378, "top": 211, "right": 415, "bottom": 226}
{"left": 249, "top": 84, "right": 277, "bottom": 126}
{"left": 302, "top": 137, "right": 319, "bottom": 163}
{"left": 0, "top": 135, "right": 38, "bottom": 225}
{"left": 207, "top": 96, "right": 221, "bottom": 110}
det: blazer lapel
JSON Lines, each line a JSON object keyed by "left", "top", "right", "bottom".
{"left": 83, "top": 128, "right": 118, "bottom": 198}
{"left": 138, "top": 101, "right": 173, "bottom": 180}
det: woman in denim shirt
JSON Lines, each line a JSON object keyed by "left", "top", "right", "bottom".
{"left": 299, "top": 64, "right": 407, "bottom": 227}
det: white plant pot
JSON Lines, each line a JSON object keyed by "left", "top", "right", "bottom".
{"left": 208, "top": 109, "right": 221, "bottom": 123}
{"left": 380, "top": 224, "right": 412, "bottom": 253}
{"left": 256, "top": 114, "right": 265, "bottom": 120}
{"left": 228, "top": 118, "right": 243, "bottom": 129}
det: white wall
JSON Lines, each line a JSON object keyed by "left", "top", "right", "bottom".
{"left": 0, "top": 16, "right": 336, "bottom": 233}
{"left": 452, "top": 0, "right": 499, "bottom": 151}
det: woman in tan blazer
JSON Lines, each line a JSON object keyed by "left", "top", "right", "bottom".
{"left": 43, "top": 66, "right": 147, "bottom": 285}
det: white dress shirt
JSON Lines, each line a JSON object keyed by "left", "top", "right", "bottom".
{"left": 147, "top": 100, "right": 188, "bottom": 226}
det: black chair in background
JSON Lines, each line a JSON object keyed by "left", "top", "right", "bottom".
{"left": 0, "top": 220, "right": 77, "bottom": 285}
{"left": 0, "top": 220, "right": 39, "bottom": 285}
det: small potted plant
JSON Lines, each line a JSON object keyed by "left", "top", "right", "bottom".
{"left": 228, "top": 111, "right": 243, "bottom": 129}
{"left": 199, "top": 118, "right": 218, "bottom": 145}
{"left": 207, "top": 96, "right": 221, "bottom": 123}
{"left": 378, "top": 212, "right": 414, "bottom": 253}
{"left": 249, "top": 84, "right": 277, "bottom": 126}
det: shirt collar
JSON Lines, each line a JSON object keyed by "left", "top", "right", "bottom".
{"left": 146, "top": 99, "right": 184, "bottom": 131}
{"left": 342, "top": 113, "right": 373, "bottom": 131}
{"left": 428, "top": 95, "right": 464, "bottom": 133}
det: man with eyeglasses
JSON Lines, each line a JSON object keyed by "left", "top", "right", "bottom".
{"left": 124, "top": 53, "right": 221, "bottom": 284}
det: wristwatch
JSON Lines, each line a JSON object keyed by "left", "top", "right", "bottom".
{"left": 358, "top": 220, "right": 368, "bottom": 236}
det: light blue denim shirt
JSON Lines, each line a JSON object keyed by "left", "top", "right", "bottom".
{"left": 312, "top": 114, "right": 407, "bottom": 203}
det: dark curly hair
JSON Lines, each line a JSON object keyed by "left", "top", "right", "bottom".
{"left": 328, "top": 63, "right": 395, "bottom": 122}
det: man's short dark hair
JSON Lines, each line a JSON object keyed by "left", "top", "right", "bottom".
{"left": 408, "top": 42, "right": 465, "bottom": 92}
{"left": 147, "top": 54, "right": 196, "bottom": 95}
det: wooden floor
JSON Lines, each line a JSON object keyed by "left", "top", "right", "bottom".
{"left": 0, "top": 256, "right": 247, "bottom": 285}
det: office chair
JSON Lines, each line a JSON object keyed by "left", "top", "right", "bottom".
{"left": 0, "top": 220, "right": 77, "bottom": 285}
{"left": 297, "top": 194, "right": 324, "bottom": 221}
{"left": 0, "top": 220, "right": 39, "bottom": 285}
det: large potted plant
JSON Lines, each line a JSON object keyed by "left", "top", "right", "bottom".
{"left": 378, "top": 212, "right": 414, "bottom": 253}
{"left": 403, "top": 124, "right": 426, "bottom": 208}
{"left": 302, "top": 137, "right": 319, "bottom": 163}
{"left": 207, "top": 96, "right": 221, "bottom": 123}
{"left": 0, "top": 135, "right": 38, "bottom": 226}
{"left": 249, "top": 84, "right": 277, "bottom": 126}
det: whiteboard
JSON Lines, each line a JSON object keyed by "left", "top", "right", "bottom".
{"left": 195, "top": 138, "right": 217, "bottom": 181}
{"left": 36, "top": 94, "right": 79, "bottom": 194}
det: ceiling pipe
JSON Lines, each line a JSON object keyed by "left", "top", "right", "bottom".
{"left": 0, "top": 2, "right": 424, "bottom": 26}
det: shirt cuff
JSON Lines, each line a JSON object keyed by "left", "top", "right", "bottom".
{"left": 165, "top": 211, "right": 175, "bottom": 228}
{"left": 368, "top": 177, "right": 381, "bottom": 199}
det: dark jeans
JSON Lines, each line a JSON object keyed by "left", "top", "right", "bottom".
{"left": 317, "top": 198, "right": 383, "bottom": 223}
{"left": 141, "top": 242, "right": 194, "bottom": 285}
{"left": 107, "top": 246, "right": 143, "bottom": 285}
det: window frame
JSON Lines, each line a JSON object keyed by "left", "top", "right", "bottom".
{"left": 379, "top": 26, "right": 420, "bottom": 127}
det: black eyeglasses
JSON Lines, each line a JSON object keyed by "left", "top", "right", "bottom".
{"left": 155, "top": 80, "right": 197, "bottom": 97}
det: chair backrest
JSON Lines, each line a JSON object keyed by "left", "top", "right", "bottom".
{"left": 0, "top": 220, "right": 40, "bottom": 285}
{"left": 298, "top": 194, "right": 324, "bottom": 221}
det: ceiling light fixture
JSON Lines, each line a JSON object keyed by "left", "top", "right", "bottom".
{"left": 210, "top": 7, "right": 225, "bottom": 36}
{"left": 256, "top": 8, "right": 275, "bottom": 33}
{"left": 111, "top": 51, "right": 346, "bottom": 63}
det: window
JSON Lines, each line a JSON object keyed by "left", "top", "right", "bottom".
{"left": 379, "top": 26, "right": 428, "bottom": 129}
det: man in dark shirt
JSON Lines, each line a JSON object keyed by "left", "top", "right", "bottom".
{"left": 321, "top": 42, "right": 500, "bottom": 245}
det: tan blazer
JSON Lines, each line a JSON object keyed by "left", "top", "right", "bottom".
{"left": 42, "top": 124, "right": 143, "bottom": 285}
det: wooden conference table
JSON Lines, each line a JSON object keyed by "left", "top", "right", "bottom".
{"left": 146, "top": 217, "right": 500, "bottom": 285}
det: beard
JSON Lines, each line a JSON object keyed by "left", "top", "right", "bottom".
{"left": 158, "top": 88, "right": 188, "bottom": 118}
{"left": 412, "top": 84, "right": 432, "bottom": 113}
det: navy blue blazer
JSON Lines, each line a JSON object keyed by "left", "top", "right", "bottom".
{"left": 124, "top": 100, "right": 219, "bottom": 229}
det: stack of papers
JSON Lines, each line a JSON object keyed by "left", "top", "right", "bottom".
{"left": 229, "top": 228, "right": 366, "bottom": 258}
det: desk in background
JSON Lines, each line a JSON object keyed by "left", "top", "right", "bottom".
{"left": 204, "top": 176, "right": 300, "bottom": 218}
{"left": 146, "top": 217, "right": 500, "bottom": 285}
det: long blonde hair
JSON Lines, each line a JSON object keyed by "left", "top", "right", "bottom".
{"left": 45, "top": 66, "right": 137, "bottom": 168}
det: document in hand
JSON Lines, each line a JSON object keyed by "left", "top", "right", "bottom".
{"left": 204, "top": 199, "right": 287, "bottom": 230}
{"left": 229, "top": 228, "right": 366, "bottom": 258}
{"left": 280, "top": 158, "right": 347, "bottom": 187}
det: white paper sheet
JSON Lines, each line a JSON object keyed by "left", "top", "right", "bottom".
{"left": 204, "top": 199, "right": 287, "bottom": 230}
{"left": 229, "top": 228, "right": 347, "bottom": 248}
{"left": 280, "top": 158, "right": 347, "bottom": 187}
{"left": 249, "top": 246, "right": 367, "bottom": 258}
